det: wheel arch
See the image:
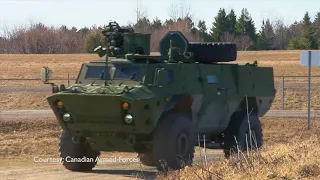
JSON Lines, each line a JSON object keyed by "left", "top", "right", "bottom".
{"left": 142, "top": 94, "right": 193, "bottom": 152}
{"left": 157, "top": 94, "right": 193, "bottom": 125}
{"left": 236, "top": 96, "right": 258, "bottom": 113}
{"left": 224, "top": 96, "right": 259, "bottom": 131}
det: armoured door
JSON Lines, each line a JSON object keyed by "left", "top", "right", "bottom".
{"left": 196, "top": 64, "right": 234, "bottom": 133}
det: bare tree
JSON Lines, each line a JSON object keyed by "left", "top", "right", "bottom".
{"left": 272, "top": 19, "right": 290, "bottom": 50}
{"left": 221, "top": 32, "right": 236, "bottom": 42}
{"left": 167, "top": 0, "right": 196, "bottom": 36}
{"left": 168, "top": 0, "right": 194, "bottom": 22}
{"left": 0, "top": 21, "right": 87, "bottom": 54}
{"left": 135, "top": 0, "right": 147, "bottom": 24}
{"left": 147, "top": 20, "right": 201, "bottom": 51}
{"left": 221, "top": 32, "right": 253, "bottom": 51}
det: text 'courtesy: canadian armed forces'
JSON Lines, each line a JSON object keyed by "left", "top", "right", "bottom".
{"left": 33, "top": 156, "right": 140, "bottom": 163}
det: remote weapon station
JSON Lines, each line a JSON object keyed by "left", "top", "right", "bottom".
{"left": 41, "top": 21, "right": 276, "bottom": 172}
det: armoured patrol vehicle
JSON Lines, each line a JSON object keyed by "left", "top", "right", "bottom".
{"left": 41, "top": 21, "right": 276, "bottom": 172}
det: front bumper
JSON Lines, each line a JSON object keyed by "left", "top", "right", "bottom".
{"left": 47, "top": 93, "right": 160, "bottom": 135}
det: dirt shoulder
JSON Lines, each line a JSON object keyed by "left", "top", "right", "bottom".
{"left": 0, "top": 118, "right": 224, "bottom": 179}
{"left": 0, "top": 156, "right": 157, "bottom": 180}
{"left": 0, "top": 118, "right": 156, "bottom": 179}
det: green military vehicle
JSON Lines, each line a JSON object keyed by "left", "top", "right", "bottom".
{"left": 41, "top": 21, "right": 276, "bottom": 172}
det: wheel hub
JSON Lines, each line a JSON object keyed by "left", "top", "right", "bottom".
{"left": 177, "top": 132, "right": 189, "bottom": 155}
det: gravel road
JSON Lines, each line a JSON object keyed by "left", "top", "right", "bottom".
{"left": 0, "top": 110, "right": 319, "bottom": 120}
{"left": 0, "top": 149, "right": 223, "bottom": 180}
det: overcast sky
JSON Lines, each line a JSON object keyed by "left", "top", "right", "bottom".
{"left": 0, "top": 0, "right": 319, "bottom": 32}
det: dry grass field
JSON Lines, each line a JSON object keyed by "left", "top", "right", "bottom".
{"left": 160, "top": 117, "right": 320, "bottom": 180}
{"left": 1, "top": 50, "right": 320, "bottom": 110}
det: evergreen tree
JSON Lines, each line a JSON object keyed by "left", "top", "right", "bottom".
{"left": 288, "top": 37, "right": 311, "bottom": 49}
{"left": 198, "top": 20, "right": 207, "bottom": 32}
{"left": 303, "top": 11, "right": 312, "bottom": 26}
{"left": 183, "top": 16, "right": 196, "bottom": 34}
{"left": 314, "top": 11, "right": 320, "bottom": 25}
{"left": 210, "top": 8, "right": 228, "bottom": 41}
{"left": 226, "top": 9, "right": 237, "bottom": 34}
{"left": 236, "top": 8, "right": 257, "bottom": 42}
{"left": 196, "top": 20, "right": 211, "bottom": 41}
{"left": 302, "top": 11, "right": 318, "bottom": 49}
{"left": 262, "top": 19, "right": 275, "bottom": 49}
{"left": 314, "top": 11, "right": 320, "bottom": 48}
{"left": 256, "top": 19, "right": 266, "bottom": 50}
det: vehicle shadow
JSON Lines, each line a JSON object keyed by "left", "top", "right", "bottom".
{"left": 88, "top": 169, "right": 157, "bottom": 179}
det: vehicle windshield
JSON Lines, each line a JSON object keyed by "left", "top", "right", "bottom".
{"left": 85, "top": 64, "right": 140, "bottom": 80}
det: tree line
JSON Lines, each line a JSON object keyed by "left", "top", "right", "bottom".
{"left": 0, "top": 8, "right": 319, "bottom": 54}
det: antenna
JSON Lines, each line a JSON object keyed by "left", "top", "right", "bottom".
{"left": 168, "top": 39, "right": 173, "bottom": 62}
{"left": 105, "top": 29, "right": 109, "bottom": 63}
{"left": 105, "top": 42, "right": 109, "bottom": 63}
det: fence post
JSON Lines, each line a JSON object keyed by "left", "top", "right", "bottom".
{"left": 282, "top": 76, "right": 285, "bottom": 110}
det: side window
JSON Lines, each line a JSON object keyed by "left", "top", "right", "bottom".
{"left": 114, "top": 66, "right": 140, "bottom": 79}
{"left": 154, "top": 68, "right": 174, "bottom": 85}
{"left": 85, "top": 66, "right": 107, "bottom": 79}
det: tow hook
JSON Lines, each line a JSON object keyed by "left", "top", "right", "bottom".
{"left": 72, "top": 136, "right": 80, "bottom": 144}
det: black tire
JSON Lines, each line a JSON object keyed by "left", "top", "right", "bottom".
{"left": 59, "top": 130, "right": 100, "bottom": 171}
{"left": 223, "top": 111, "right": 263, "bottom": 158}
{"left": 188, "top": 42, "right": 237, "bottom": 63}
{"left": 152, "top": 113, "right": 196, "bottom": 172}
{"left": 138, "top": 152, "right": 155, "bottom": 166}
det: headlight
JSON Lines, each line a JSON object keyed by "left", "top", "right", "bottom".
{"left": 124, "top": 114, "right": 133, "bottom": 124}
{"left": 62, "top": 113, "right": 71, "bottom": 122}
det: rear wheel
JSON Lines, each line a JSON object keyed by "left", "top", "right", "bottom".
{"left": 223, "top": 111, "right": 263, "bottom": 158}
{"left": 59, "top": 130, "right": 100, "bottom": 171}
{"left": 152, "top": 113, "right": 196, "bottom": 172}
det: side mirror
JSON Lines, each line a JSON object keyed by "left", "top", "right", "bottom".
{"left": 155, "top": 69, "right": 169, "bottom": 86}
{"left": 41, "top": 66, "right": 51, "bottom": 84}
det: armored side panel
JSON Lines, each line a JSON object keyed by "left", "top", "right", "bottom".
{"left": 237, "top": 66, "right": 274, "bottom": 96}
{"left": 123, "top": 33, "right": 151, "bottom": 55}
{"left": 237, "top": 65, "right": 275, "bottom": 116}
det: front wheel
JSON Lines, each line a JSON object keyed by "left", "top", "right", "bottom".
{"left": 59, "top": 130, "right": 100, "bottom": 171}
